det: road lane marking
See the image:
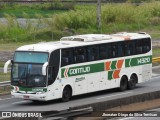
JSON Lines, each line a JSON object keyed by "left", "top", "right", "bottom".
{"left": 96, "top": 92, "right": 132, "bottom": 100}
{"left": 118, "top": 117, "right": 134, "bottom": 120}
{"left": 11, "top": 101, "right": 27, "bottom": 104}
{"left": 0, "top": 97, "right": 12, "bottom": 101}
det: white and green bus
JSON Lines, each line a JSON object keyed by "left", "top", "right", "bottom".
{"left": 4, "top": 32, "right": 152, "bottom": 102}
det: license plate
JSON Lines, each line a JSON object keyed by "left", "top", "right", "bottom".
{"left": 23, "top": 95, "right": 29, "bottom": 99}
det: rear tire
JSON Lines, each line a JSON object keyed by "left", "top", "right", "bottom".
{"left": 119, "top": 76, "right": 128, "bottom": 91}
{"left": 61, "top": 86, "right": 72, "bottom": 102}
{"left": 128, "top": 75, "right": 137, "bottom": 90}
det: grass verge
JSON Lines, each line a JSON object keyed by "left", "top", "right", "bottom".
{"left": 0, "top": 86, "right": 10, "bottom": 95}
{"left": 0, "top": 42, "right": 37, "bottom": 51}
{"left": 0, "top": 2, "right": 160, "bottom": 42}
{"left": 0, "top": 72, "right": 10, "bottom": 82}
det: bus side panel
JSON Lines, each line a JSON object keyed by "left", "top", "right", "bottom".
{"left": 74, "top": 75, "right": 88, "bottom": 95}
{"left": 99, "top": 71, "right": 110, "bottom": 90}
{"left": 47, "top": 80, "right": 62, "bottom": 100}
{"left": 142, "top": 64, "right": 152, "bottom": 82}
{"left": 86, "top": 73, "right": 100, "bottom": 93}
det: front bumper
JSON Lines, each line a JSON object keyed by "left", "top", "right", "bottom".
{"left": 11, "top": 92, "right": 47, "bottom": 101}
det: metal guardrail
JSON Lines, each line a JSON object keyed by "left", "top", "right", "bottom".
{"left": 152, "top": 57, "right": 160, "bottom": 63}
{"left": 0, "top": 81, "right": 10, "bottom": 87}
{"left": 42, "top": 107, "right": 93, "bottom": 120}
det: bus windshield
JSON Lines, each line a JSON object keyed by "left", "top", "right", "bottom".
{"left": 14, "top": 52, "right": 48, "bottom": 63}
{"left": 11, "top": 52, "right": 49, "bottom": 87}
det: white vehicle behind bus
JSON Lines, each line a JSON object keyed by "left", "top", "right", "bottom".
{"left": 4, "top": 32, "right": 152, "bottom": 102}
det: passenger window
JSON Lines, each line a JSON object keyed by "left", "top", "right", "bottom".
{"left": 111, "top": 44, "right": 118, "bottom": 58}
{"left": 74, "top": 47, "right": 87, "bottom": 63}
{"left": 142, "top": 38, "right": 151, "bottom": 53}
{"left": 117, "top": 42, "right": 124, "bottom": 57}
{"left": 123, "top": 41, "right": 135, "bottom": 56}
{"left": 129, "top": 41, "right": 136, "bottom": 55}
{"left": 48, "top": 67, "right": 54, "bottom": 85}
{"left": 99, "top": 45, "right": 108, "bottom": 59}
{"left": 123, "top": 42, "right": 129, "bottom": 56}
{"left": 87, "top": 46, "right": 99, "bottom": 61}
{"left": 136, "top": 40, "right": 143, "bottom": 54}
{"left": 61, "top": 49, "right": 74, "bottom": 66}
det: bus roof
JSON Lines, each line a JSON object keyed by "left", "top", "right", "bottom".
{"left": 16, "top": 32, "right": 151, "bottom": 53}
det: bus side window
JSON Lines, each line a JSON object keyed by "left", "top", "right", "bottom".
{"left": 61, "top": 49, "right": 74, "bottom": 66}
{"left": 111, "top": 44, "right": 118, "bottom": 58}
{"left": 124, "top": 42, "right": 129, "bottom": 56}
{"left": 129, "top": 41, "right": 136, "bottom": 55}
{"left": 49, "top": 49, "right": 60, "bottom": 85}
{"left": 142, "top": 38, "right": 151, "bottom": 53}
{"left": 124, "top": 41, "right": 135, "bottom": 56}
{"left": 117, "top": 42, "right": 124, "bottom": 57}
{"left": 87, "top": 46, "right": 99, "bottom": 61}
{"left": 74, "top": 47, "right": 87, "bottom": 63}
{"left": 48, "top": 67, "right": 54, "bottom": 85}
{"left": 136, "top": 39, "right": 143, "bottom": 54}
{"left": 99, "top": 45, "right": 108, "bottom": 59}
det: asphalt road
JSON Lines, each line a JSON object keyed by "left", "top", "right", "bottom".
{"left": 0, "top": 73, "right": 160, "bottom": 112}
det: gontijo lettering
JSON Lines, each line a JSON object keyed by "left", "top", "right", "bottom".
{"left": 69, "top": 66, "right": 90, "bottom": 75}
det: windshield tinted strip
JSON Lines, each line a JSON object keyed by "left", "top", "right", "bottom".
{"left": 14, "top": 52, "right": 48, "bottom": 63}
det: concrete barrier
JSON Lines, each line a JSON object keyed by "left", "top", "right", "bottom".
{"left": 71, "top": 90, "right": 160, "bottom": 111}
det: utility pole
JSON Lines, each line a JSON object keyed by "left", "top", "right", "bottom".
{"left": 97, "top": 0, "right": 101, "bottom": 33}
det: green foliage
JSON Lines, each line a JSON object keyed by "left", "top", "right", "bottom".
{"left": 0, "top": 2, "right": 74, "bottom": 18}
{"left": 127, "top": 0, "right": 152, "bottom": 3}
{"left": 0, "top": 2, "right": 160, "bottom": 42}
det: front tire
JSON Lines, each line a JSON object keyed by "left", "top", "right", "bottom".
{"left": 119, "top": 76, "right": 128, "bottom": 91}
{"left": 62, "top": 86, "right": 72, "bottom": 102}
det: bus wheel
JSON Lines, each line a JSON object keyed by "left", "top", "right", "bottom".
{"left": 119, "top": 76, "right": 128, "bottom": 91}
{"left": 62, "top": 86, "right": 72, "bottom": 102}
{"left": 128, "top": 75, "right": 137, "bottom": 90}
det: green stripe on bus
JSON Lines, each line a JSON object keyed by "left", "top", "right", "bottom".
{"left": 61, "top": 68, "right": 65, "bottom": 78}
{"left": 111, "top": 61, "right": 117, "bottom": 70}
{"left": 125, "top": 55, "right": 152, "bottom": 67}
{"left": 19, "top": 87, "right": 47, "bottom": 92}
{"left": 125, "top": 59, "right": 130, "bottom": 67}
{"left": 61, "top": 55, "right": 152, "bottom": 78}
{"left": 19, "top": 87, "right": 32, "bottom": 91}
{"left": 108, "top": 71, "right": 113, "bottom": 80}
{"left": 61, "top": 63, "right": 104, "bottom": 78}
